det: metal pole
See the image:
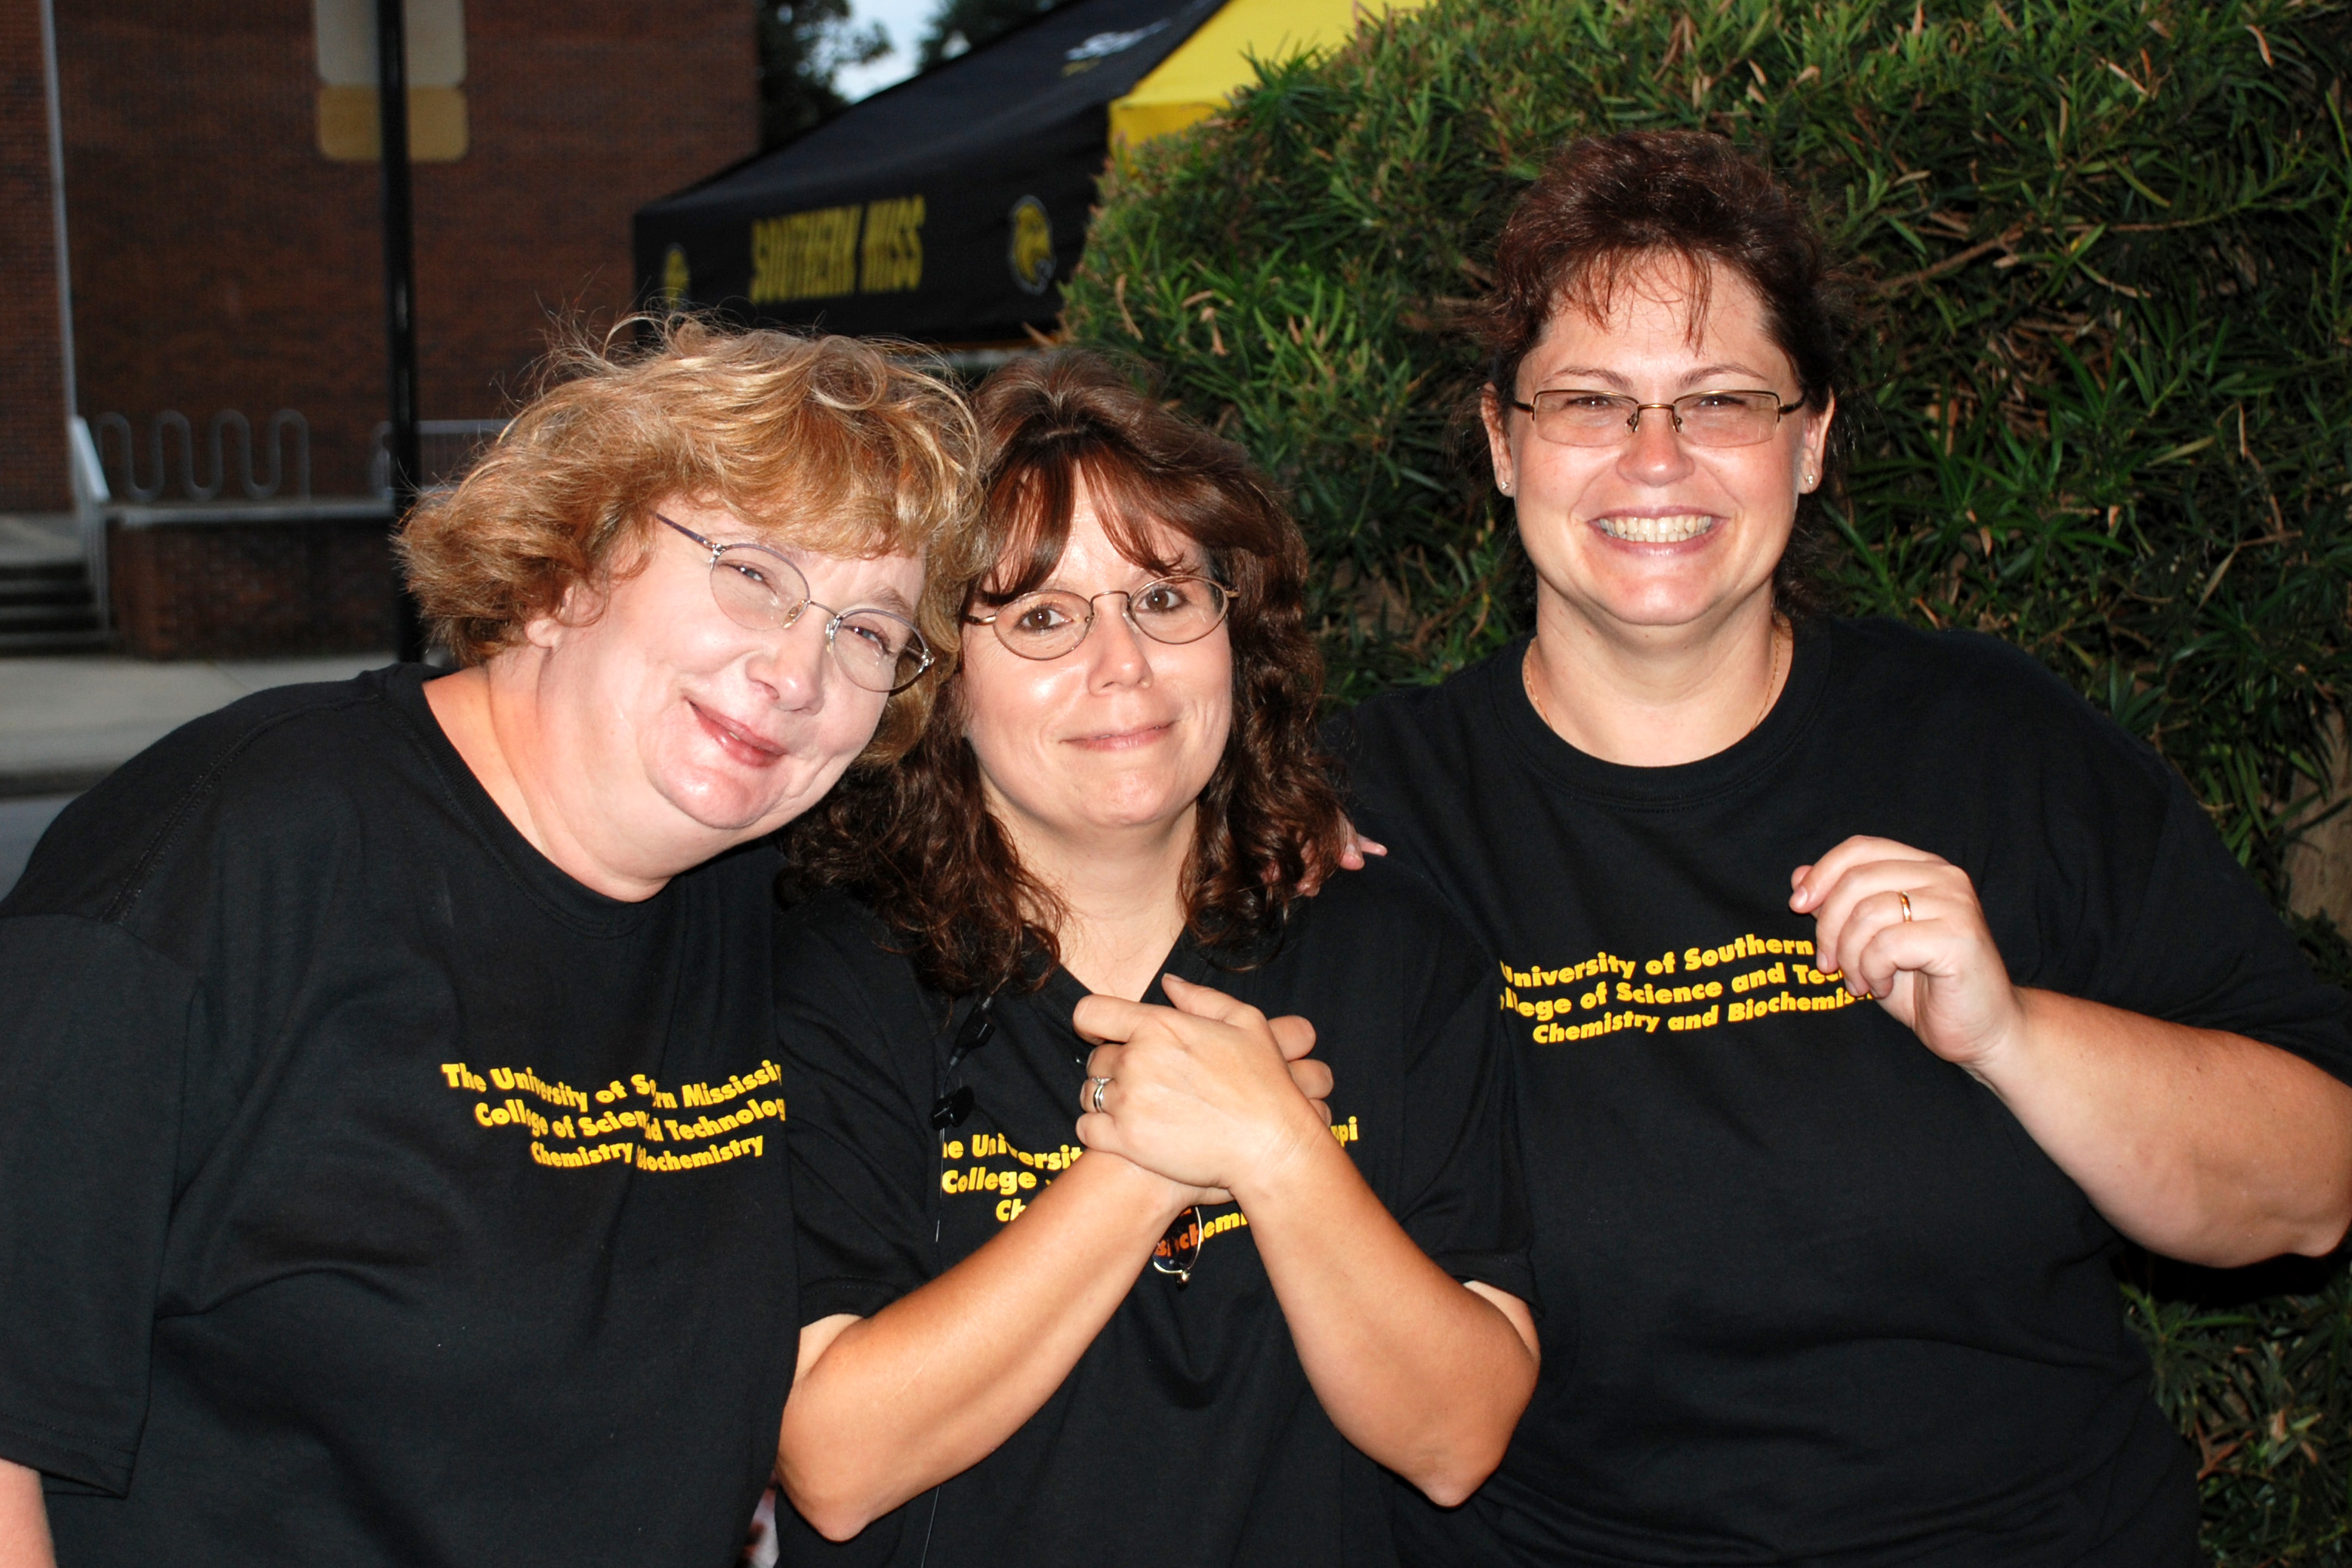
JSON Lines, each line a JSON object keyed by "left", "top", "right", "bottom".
{"left": 39, "top": 0, "right": 106, "bottom": 632}
{"left": 376, "top": 0, "right": 426, "bottom": 662}
{"left": 39, "top": 0, "right": 79, "bottom": 476}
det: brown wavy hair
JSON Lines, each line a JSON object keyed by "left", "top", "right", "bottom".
{"left": 790, "top": 349, "right": 1349, "bottom": 996}
{"left": 398, "top": 315, "right": 983, "bottom": 760}
{"left": 1476, "top": 130, "right": 1856, "bottom": 617}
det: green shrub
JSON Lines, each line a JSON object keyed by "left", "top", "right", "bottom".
{"left": 2127, "top": 1251, "right": 2352, "bottom": 1562}
{"left": 1063, "top": 0, "right": 2352, "bottom": 1556}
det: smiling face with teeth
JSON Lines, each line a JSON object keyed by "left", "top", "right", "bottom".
{"left": 1483, "top": 259, "right": 1834, "bottom": 651}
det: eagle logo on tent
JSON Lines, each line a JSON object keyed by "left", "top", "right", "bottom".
{"left": 1060, "top": 20, "right": 1169, "bottom": 75}
{"left": 660, "top": 244, "right": 690, "bottom": 307}
{"left": 1009, "top": 197, "right": 1055, "bottom": 295}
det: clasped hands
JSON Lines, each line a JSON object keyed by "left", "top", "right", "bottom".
{"left": 1072, "top": 975, "right": 1334, "bottom": 1210}
{"left": 1791, "top": 834, "right": 2029, "bottom": 1077}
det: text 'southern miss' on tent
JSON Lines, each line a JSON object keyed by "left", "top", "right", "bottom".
{"left": 633, "top": 0, "right": 1216, "bottom": 345}
{"left": 632, "top": 0, "right": 1425, "bottom": 346}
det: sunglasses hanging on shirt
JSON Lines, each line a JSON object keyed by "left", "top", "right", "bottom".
{"left": 1152, "top": 1206, "right": 1205, "bottom": 1285}
{"left": 1068, "top": 1004, "right": 1212, "bottom": 1287}
{"left": 930, "top": 995, "right": 998, "bottom": 1131}
{"left": 927, "top": 988, "right": 1213, "bottom": 1284}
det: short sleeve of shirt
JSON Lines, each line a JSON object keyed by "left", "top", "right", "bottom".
{"left": 2051, "top": 748, "right": 2352, "bottom": 1081}
{"left": 1331, "top": 872, "right": 1536, "bottom": 1311}
{"left": 776, "top": 897, "right": 946, "bottom": 1325}
{"left": 1400, "top": 999, "right": 1533, "bottom": 1306}
{"left": 0, "top": 916, "right": 200, "bottom": 1492}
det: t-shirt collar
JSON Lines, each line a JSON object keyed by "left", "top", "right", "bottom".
{"left": 1489, "top": 617, "right": 1833, "bottom": 808}
{"left": 383, "top": 663, "right": 681, "bottom": 935}
{"left": 1035, "top": 929, "right": 1226, "bottom": 1035}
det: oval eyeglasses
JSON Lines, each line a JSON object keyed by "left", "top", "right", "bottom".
{"left": 657, "top": 513, "right": 933, "bottom": 694}
{"left": 964, "top": 576, "right": 1232, "bottom": 661}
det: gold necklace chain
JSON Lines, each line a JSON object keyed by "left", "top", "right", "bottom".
{"left": 1522, "top": 617, "right": 1786, "bottom": 742}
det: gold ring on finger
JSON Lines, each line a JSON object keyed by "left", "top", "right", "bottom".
{"left": 1897, "top": 890, "right": 1914, "bottom": 923}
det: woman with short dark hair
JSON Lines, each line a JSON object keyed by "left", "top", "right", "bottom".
{"left": 1334, "top": 130, "right": 2352, "bottom": 1565}
{"left": 772, "top": 348, "right": 1539, "bottom": 1567}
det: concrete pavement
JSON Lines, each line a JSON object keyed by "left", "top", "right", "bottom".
{"left": 0, "top": 795, "right": 75, "bottom": 900}
{"left": 0, "top": 513, "right": 82, "bottom": 564}
{"left": 0, "top": 651, "right": 393, "bottom": 897}
{"left": 0, "top": 652, "right": 395, "bottom": 794}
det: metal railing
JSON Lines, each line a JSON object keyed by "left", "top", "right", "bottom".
{"left": 91, "top": 409, "right": 311, "bottom": 503}
{"left": 371, "top": 419, "right": 510, "bottom": 496}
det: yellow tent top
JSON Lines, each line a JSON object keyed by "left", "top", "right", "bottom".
{"left": 1108, "top": 0, "right": 1429, "bottom": 150}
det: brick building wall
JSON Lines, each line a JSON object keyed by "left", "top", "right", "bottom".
{"left": 0, "top": 0, "right": 71, "bottom": 513}
{"left": 57, "top": 0, "right": 755, "bottom": 500}
{"left": 110, "top": 512, "right": 399, "bottom": 658}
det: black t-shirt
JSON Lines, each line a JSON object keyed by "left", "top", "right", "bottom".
{"left": 0, "top": 666, "right": 797, "bottom": 1567}
{"left": 1334, "top": 619, "right": 2352, "bottom": 1567}
{"left": 775, "top": 861, "right": 1533, "bottom": 1568}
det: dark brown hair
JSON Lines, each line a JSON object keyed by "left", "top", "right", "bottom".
{"left": 1478, "top": 130, "right": 1854, "bottom": 616}
{"left": 398, "top": 316, "right": 983, "bottom": 761}
{"left": 790, "top": 348, "right": 1349, "bottom": 996}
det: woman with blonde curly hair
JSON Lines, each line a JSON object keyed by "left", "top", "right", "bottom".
{"left": 0, "top": 321, "right": 978, "bottom": 1568}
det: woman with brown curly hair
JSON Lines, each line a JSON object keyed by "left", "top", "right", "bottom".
{"left": 0, "top": 321, "right": 977, "bottom": 1568}
{"left": 770, "top": 348, "right": 1539, "bottom": 1567}
{"left": 1333, "top": 130, "right": 2352, "bottom": 1565}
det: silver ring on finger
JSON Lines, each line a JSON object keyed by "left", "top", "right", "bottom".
{"left": 1897, "top": 890, "right": 1914, "bottom": 923}
{"left": 1088, "top": 1075, "right": 1112, "bottom": 1115}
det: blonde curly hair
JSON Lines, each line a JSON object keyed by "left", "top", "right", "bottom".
{"left": 398, "top": 317, "right": 983, "bottom": 761}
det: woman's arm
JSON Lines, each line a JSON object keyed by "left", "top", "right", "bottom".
{"left": 1075, "top": 977, "right": 1539, "bottom": 1506}
{"left": 1795, "top": 835, "right": 2352, "bottom": 1266}
{"left": 1211, "top": 1122, "right": 1539, "bottom": 1506}
{"left": 0, "top": 1460, "right": 54, "bottom": 1568}
{"left": 777, "top": 1148, "right": 1194, "bottom": 1540}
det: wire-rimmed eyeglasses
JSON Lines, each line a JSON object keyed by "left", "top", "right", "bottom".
{"left": 964, "top": 576, "right": 1233, "bottom": 662}
{"left": 656, "top": 513, "right": 934, "bottom": 694}
{"left": 1508, "top": 389, "right": 1804, "bottom": 449}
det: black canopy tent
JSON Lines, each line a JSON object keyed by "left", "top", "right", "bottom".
{"left": 634, "top": 0, "right": 1220, "bottom": 344}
